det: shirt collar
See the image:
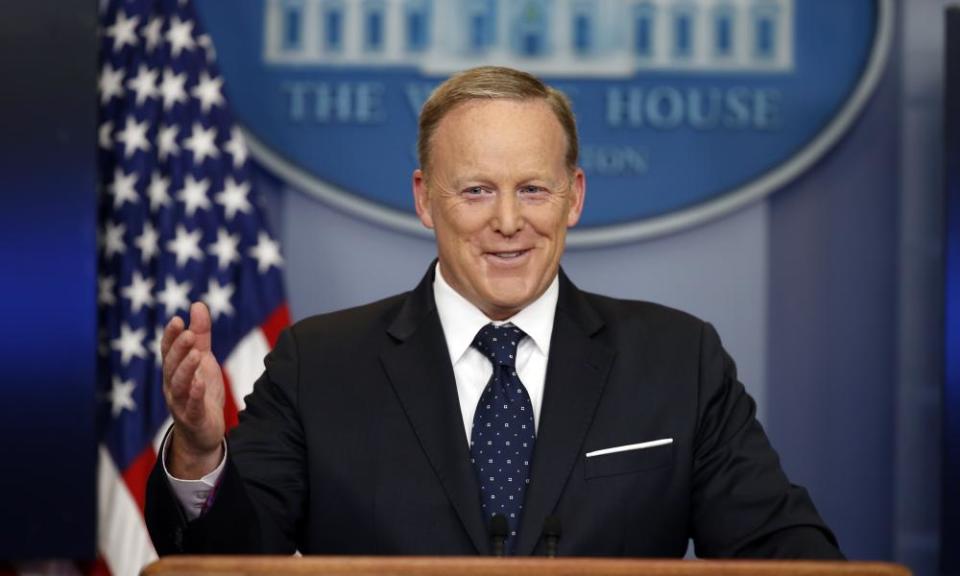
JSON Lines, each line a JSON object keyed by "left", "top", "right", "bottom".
{"left": 433, "top": 262, "right": 558, "bottom": 365}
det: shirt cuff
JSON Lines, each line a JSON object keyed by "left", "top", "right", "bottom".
{"left": 160, "top": 425, "right": 227, "bottom": 521}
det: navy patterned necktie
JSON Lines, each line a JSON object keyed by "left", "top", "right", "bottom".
{"left": 469, "top": 323, "right": 536, "bottom": 554}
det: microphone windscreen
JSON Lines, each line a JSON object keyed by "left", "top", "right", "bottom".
{"left": 490, "top": 514, "right": 509, "bottom": 538}
{"left": 543, "top": 515, "right": 561, "bottom": 537}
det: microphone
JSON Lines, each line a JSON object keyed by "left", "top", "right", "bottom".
{"left": 489, "top": 514, "right": 508, "bottom": 557}
{"left": 543, "top": 515, "right": 561, "bottom": 557}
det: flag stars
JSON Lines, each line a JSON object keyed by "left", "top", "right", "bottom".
{"left": 110, "top": 323, "right": 147, "bottom": 366}
{"left": 98, "top": 275, "right": 117, "bottom": 306}
{"left": 121, "top": 271, "right": 155, "bottom": 313}
{"left": 157, "top": 125, "right": 180, "bottom": 161}
{"left": 192, "top": 72, "right": 225, "bottom": 113}
{"left": 209, "top": 228, "right": 240, "bottom": 270}
{"left": 102, "top": 221, "right": 127, "bottom": 258}
{"left": 167, "top": 225, "right": 203, "bottom": 267}
{"left": 176, "top": 175, "right": 211, "bottom": 216}
{"left": 134, "top": 222, "right": 160, "bottom": 264}
{"left": 147, "top": 171, "right": 172, "bottom": 211}
{"left": 127, "top": 65, "right": 159, "bottom": 105}
{"left": 160, "top": 69, "right": 189, "bottom": 110}
{"left": 250, "top": 232, "right": 284, "bottom": 273}
{"left": 143, "top": 16, "right": 164, "bottom": 52}
{"left": 108, "top": 376, "right": 137, "bottom": 417}
{"left": 115, "top": 116, "right": 151, "bottom": 158}
{"left": 215, "top": 176, "right": 252, "bottom": 220}
{"left": 99, "top": 121, "right": 114, "bottom": 149}
{"left": 225, "top": 127, "right": 248, "bottom": 168}
{"left": 166, "top": 16, "right": 196, "bottom": 57}
{"left": 202, "top": 279, "right": 235, "bottom": 319}
{"left": 105, "top": 10, "right": 140, "bottom": 52}
{"left": 152, "top": 326, "right": 164, "bottom": 366}
{"left": 183, "top": 123, "right": 218, "bottom": 164}
{"left": 109, "top": 167, "right": 139, "bottom": 208}
{"left": 197, "top": 33, "right": 217, "bottom": 63}
{"left": 156, "top": 276, "right": 192, "bottom": 317}
{"left": 99, "top": 64, "right": 125, "bottom": 104}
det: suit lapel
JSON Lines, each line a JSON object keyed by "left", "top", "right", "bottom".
{"left": 515, "top": 272, "right": 615, "bottom": 555}
{"left": 379, "top": 266, "right": 490, "bottom": 555}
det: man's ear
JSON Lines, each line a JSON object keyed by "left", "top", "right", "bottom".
{"left": 566, "top": 168, "right": 586, "bottom": 227}
{"left": 413, "top": 169, "right": 434, "bottom": 229}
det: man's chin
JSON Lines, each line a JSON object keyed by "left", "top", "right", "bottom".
{"left": 480, "top": 287, "right": 539, "bottom": 320}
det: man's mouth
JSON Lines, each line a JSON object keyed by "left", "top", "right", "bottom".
{"left": 485, "top": 248, "right": 531, "bottom": 262}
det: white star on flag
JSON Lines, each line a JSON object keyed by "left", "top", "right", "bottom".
{"left": 99, "top": 121, "right": 114, "bottom": 149}
{"left": 250, "top": 232, "right": 284, "bottom": 273}
{"left": 156, "top": 276, "right": 192, "bottom": 317}
{"left": 215, "top": 176, "right": 251, "bottom": 220}
{"left": 152, "top": 326, "right": 164, "bottom": 366}
{"left": 166, "top": 16, "right": 196, "bottom": 57}
{"left": 110, "top": 323, "right": 147, "bottom": 366}
{"left": 160, "top": 68, "right": 188, "bottom": 110}
{"left": 166, "top": 224, "right": 203, "bottom": 267}
{"left": 224, "top": 127, "right": 248, "bottom": 168}
{"left": 143, "top": 16, "right": 164, "bottom": 52}
{"left": 197, "top": 33, "right": 217, "bottom": 63}
{"left": 147, "top": 171, "right": 172, "bottom": 211}
{"left": 98, "top": 275, "right": 117, "bottom": 306}
{"left": 116, "top": 116, "right": 151, "bottom": 158}
{"left": 157, "top": 124, "right": 180, "bottom": 161}
{"left": 192, "top": 71, "right": 224, "bottom": 113}
{"left": 183, "top": 122, "right": 218, "bottom": 164}
{"left": 201, "top": 279, "right": 235, "bottom": 319}
{"left": 127, "top": 64, "right": 159, "bottom": 105}
{"left": 102, "top": 220, "right": 126, "bottom": 258}
{"left": 108, "top": 376, "right": 137, "bottom": 417}
{"left": 99, "top": 64, "right": 125, "bottom": 104}
{"left": 121, "top": 271, "right": 155, "bottom": 313}
{"left": 209, "top": 228, "right": 240, "bottom": 270}
{"left": 110, "top": 167, "right": 139, "bottom": 209}
{"left": 105, "top": 10, "right": 140, "bottom": 52}
{"left": 134, "top": 221, "right": 160, "bottom": 263}
{"left": 177, "top": 175, "right": 212, "bottom": 216}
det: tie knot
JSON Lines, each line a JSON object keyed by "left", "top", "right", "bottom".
{"left": 472, "top": 324, "right": 525, "bottom": 368}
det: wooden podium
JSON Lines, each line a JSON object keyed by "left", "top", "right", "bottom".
{"left": 142, "top": 556, "right": 911, "bottom": 576}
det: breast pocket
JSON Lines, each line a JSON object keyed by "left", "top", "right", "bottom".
{"left": 584, "top": 439, "right": 675, "bottom": 479}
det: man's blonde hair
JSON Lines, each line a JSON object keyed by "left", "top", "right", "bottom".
{"left": 417, "top": 66, "right": 579, "bottom": 173}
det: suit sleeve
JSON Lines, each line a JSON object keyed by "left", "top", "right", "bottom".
{"left": 146, "top": 327, "right": 306, "bottom": 555}
{"left": 689, "top": 322, "right": 844, "bottom": 559}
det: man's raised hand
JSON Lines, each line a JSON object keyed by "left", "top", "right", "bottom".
{"left": 161, "top": 302, "right": 226, "bottom": 479}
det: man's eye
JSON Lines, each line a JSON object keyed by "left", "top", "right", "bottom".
{"left": 464, "top": 187, "right": 489, "bottom": 196}
{"left": 520, "top": 186, "right": 545, "bottom": 195}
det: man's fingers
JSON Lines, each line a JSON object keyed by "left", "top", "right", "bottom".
{"left": 184, "top": 377, "right": 207, "bottom": 422}
{"left": 189, "top": 302, "right": 213, "bottom": 353}
{"left": 162, "top": 329, "right": 196, "bottom": 385}
{"left": 161, "top": 316, "right": 185, "bottom": 358}
{"left": 169, "top": 349, "right": 202, "bottom": 406}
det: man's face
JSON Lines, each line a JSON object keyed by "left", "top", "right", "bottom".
{"left": 413, "top": 99, "right": 585, "bottom": 320}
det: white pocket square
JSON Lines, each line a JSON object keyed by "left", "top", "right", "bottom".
{"left": 585, "top": 438, "right": 674, "bottom": 458}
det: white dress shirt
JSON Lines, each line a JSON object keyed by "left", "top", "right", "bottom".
{"left": 433, "top": 263, "right": 557, "bottom": 441}
{"left": 164, "top": 263, "right": 559, "bottom": 518}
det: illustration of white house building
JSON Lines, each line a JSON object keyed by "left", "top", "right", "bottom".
{"left": 263, "top": 0, "right": 794, "bottom": 75}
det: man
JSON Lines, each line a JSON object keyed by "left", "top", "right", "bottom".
{"left": 147, "top": 66, "right": 842, "bottom": 558}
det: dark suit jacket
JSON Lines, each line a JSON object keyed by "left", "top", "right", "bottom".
{"left": 146, "top": 266, "right": 842, "bottom": 558}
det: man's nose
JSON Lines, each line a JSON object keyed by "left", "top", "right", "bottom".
{"left": 492, "top": 192, "right": 523, "bottom": 236}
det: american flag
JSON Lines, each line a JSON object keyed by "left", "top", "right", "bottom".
{"left": 96, "top": 0, "right": 288, "bottom": 574}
